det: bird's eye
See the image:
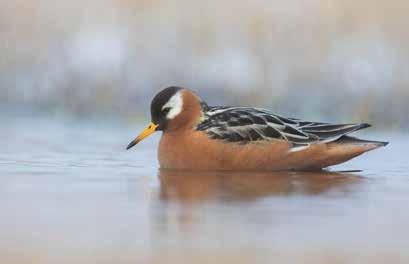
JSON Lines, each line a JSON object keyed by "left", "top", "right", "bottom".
{"left": 162, "top": 107, "right": 171, "bottom": 115}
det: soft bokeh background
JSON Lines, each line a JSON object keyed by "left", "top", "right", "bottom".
{"left": 1, "top": 0, "right": 408, "bottom": 125}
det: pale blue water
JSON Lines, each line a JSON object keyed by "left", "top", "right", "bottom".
{"left": 0, "top": 114, "right": 408, "bottom": 263}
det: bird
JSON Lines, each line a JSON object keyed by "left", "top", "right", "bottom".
{"left": 126, "top": 86, "right": 388, "bottom": 171}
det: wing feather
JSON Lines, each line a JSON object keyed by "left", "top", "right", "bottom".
{"left": 197, "top": 106, "right": 370, "bottom": 148}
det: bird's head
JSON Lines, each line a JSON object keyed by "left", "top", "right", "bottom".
{"left": 126, "top": 86, "right": 203, "bottom": 150}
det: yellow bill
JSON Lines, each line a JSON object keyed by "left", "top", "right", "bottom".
{"left": 126, "top": 122, "right": 158, "bottom": 150}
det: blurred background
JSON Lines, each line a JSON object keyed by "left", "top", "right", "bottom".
{"left": 0, "top": 0, "right": 408, "bottom": 128}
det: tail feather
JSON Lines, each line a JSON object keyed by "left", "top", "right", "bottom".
{"left": 335, "top": 135, "right": 389, "bottom": 148}
{"left": 304, "top": 135, "right": 388, "bottom": 169}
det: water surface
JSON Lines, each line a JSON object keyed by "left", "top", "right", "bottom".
{"left": 0, "top": 115, "right": 408, "bottom": 263}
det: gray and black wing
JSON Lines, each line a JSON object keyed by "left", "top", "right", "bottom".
{"left": 196, "top": 106, "right": 370, "bottom": 149}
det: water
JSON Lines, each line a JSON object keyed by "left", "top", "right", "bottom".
{"left": 1, "top": 115, "right": 408, "bottom": 263}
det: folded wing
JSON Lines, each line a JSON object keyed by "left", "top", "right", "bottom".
{"left": 196, "top": 106, "right": 371, "bottom": 148}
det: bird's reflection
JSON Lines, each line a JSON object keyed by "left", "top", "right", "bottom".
{"left": 151, "top": 170, "right": 365, "bottom": 237}
{"left": 158, "top": 169, "right": 364, "bottom": 203}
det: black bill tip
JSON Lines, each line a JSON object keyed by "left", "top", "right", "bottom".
{"left": 126, "top": 140, "right": 137, "bottom": 150}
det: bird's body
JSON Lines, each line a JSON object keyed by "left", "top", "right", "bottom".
{"left": 158, "top": 128, "right": 383, "bottom": 171}
{"left": 127, "top": 87, "right": 387, "bottom": 171}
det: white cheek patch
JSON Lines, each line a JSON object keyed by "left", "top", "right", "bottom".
{"left": 162, "top": 92, "right": 183, "bottom": 119}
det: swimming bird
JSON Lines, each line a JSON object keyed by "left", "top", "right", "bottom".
{"left": 126, "top": 86, "right": 387, "bottom": 171}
